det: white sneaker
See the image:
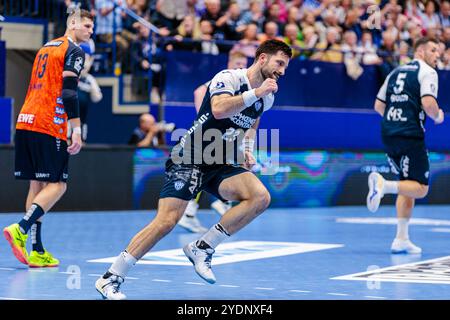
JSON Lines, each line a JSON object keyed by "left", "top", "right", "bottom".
{"left": 183, "top": 241, "right": 216, "bottom": 284}
{"left": 95, "top": 274, "right": 127, "bottom": 300}
{"left": 210, "top": 200, "right": 232, "bottom": 216}
{"left": 178, "top": 201, "right": 207, "bottom": 233}
{"left": 178, "top": 214, "right": 208, "bottom": 233}
{"left": 367, "top": 172, "right": 385, "bottom": 213}
{"left": 391, "top": 238, "right": 422, "bottom": 254}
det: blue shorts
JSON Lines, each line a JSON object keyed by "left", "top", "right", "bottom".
{"left": 159, "top": 158, "right": 249, "bottom": 201}
{"left": 382, "top": 136, "right": 429, "bottom": 185}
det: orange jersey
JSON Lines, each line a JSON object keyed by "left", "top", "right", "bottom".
{"left": 16, "top": 36, "right": 85, "bottom": 140}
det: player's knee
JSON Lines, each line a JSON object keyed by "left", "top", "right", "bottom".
{"left": 58, "top": 182, "right": 67, "bottom": 195}
{"left": 252, "top": 188, "right": 271, "bottom": 213}
{"left": 157, "top": 215, "right": 179, "bottom": 234}
{"left": 416, "top": 184, "right": 429, "bottom": 199}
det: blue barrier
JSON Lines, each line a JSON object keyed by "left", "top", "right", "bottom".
{"left": 0, "top": 40, "right": 5, "bottom": 96}
{"left": 0, "top": 97, "right": 13, "bottom": 144}
{"left": 164, "top": 51, "right": 450, "bottom": 110}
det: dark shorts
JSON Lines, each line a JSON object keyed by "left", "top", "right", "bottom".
{"left": 159, "top": 158, "right": 249, "bottom": 201}
{"left": 382, "top": 136, "right": 429, "bottom": 185}
{"left": 14, "top": 130, "right": 69, "bottom": 182}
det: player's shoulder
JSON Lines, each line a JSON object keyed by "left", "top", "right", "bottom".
{"left": 214, "top": 68, "right": 247, "bottom": 80}
{"left": 416, "top": 59, "right": 437, "bottom": 77}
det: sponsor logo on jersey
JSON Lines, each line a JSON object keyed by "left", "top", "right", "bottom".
{"left": 57, "top": 97, "right": 63, "bottom": 105}
{"left": 44, "top": 40, "right": 63, "bottom": 47}
{"left": 215, "top": 81, "right": 225, "bottom": 89}
{"left": 53, "top": 116, "right": 65, "bottom": 125}
{"left": 229, "top": 112, "right": 257, "bottom": 129}
{"left": 188, "top": 168, "right": 200, "bottom": 194}
{"left": 14, "top": 171, "right": 21, "bottom": 177}
{"left": 222, "top": 127, "right": 241, "bottom": 142}
{"left": 386, "top": 106, "right": 407, "bottom": 122}
{"left": 430, "top": 83, "right": 436, "bottom": 94}
{"left": 17, "top": 113, "right": 35, "bottom": 124}
{"left": 74, "top": 56, "right": 84, "bottom": 73}
{"left": 55, "top": 107, "right": 65, "bottom": 115}
{"left": 35, "top": 173, "right": 50, "bottom": 178}
{"left": 390, "top": 94, "right": 409, "bottom": 102}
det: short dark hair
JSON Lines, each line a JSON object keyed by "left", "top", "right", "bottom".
{"left": 68, "top": 8, "right": 94, "bottom": 21}
{"left": 255, "top": 39, "right": 292, "bottom": 61}
{"left": 414, "top": 37, "right": 439, "bottom": 51}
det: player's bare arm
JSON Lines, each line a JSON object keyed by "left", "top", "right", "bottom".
{"left": 421, "top": 96, "right": 444, "bottom": 124}
{"left": 374, "top": 99, "right": 386, "bottom": 116}
{"left": 211, "top": 79, "right": 277, "bottom": 119}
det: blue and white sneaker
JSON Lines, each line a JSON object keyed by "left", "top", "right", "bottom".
{"left": 95, "top": 274, "right": 126, "bottom": 300}
{"left": 183, "top": 241, "right": 216, "bottom": 284}
{"left": 391, "top": 238, "right": 422, "bottom": 254}
{"left": 367, "top": 172, "right": 385, "bottom": 213}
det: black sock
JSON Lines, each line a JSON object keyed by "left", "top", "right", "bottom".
{"left": 18, "top": 203, "right": 45, "bottom": 234}
{"left": 31, "top": 221, "right": 44, "bottom": 254}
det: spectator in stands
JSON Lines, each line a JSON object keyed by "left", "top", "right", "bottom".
{"left": 265, "top": 3, "right": 285, "bottom": 31}
{"left": 311, "top": 26, "right": 343, "bottom": 63}
{"left": 420, "top": 0, "right": 441, "bottom": 30}
{"left": 215, "top": 2, "right": 247, "bottom": 41}
{"left": 439, "top": 46, "right": 450, "bottom": 69}
{"left": 398, "top": 40, "right": 412, "bottom": 65}
{"left": 283, "top": 23, "right": 304, "bottom": 58}
{"left": 155, "top": 0, "right": 188, "bottom": 31}
{"left": 78, "top": 40, "right": 103, "bottom": 142}
{"left": 439, "top": 0, "right": 450, "bottom": 28}
{"left": 95, "top": 0, "right": 129, "bottom": 68}
{"left": 377, "top": 30, "right": 399, "bottom": 78}
{"left": 130, "top": 24, "right": 163, "bottom": 103}
{"left": 442, "top": 26, "right": 450, "bottom": 47}
{"left": 165, "top": 15, "right": 202, "bottom": 52}
{"left": 258, "top": 21, "right": 283, "bottom": 43}
{"left": 360, "top": 30, "right": 382, "bottom": 65}
{"left": 242, "top": 0, "right": 266, "bottom": 32}
{"left": 230, "top": 22, "right": 260, "bottom": 58}
{"left": 201, "top": 0, "right": 224, "bottom": 34}
{"left": 299, "top": 25, "right": 319, "bottom": 59}
{"left": 128, "top": 113, "right": 173, "bottom": 147}
{"left": 199, "top": 19, "right": 221, "bottom": 54}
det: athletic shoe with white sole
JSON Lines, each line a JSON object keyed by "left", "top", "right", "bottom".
{"left": 183, "top": 241, "right": 216, "bottom": 284}
{"left": 178, "top": 214, "right": 208, "bottom": 233}
{"left": 95, "top": 274, "right": 126, "bottom": 300}
{"left": 367, "top": 172, "right": 385, "bottom": 213}
{"left": 391, "top": 238, "right": 422, "bottom": 254}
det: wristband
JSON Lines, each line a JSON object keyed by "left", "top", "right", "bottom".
{"left": 72, "top": 127, "right": 82, "bottom": 135}
{"left": 242, "top": 89, "right": 258, "bottom": 107}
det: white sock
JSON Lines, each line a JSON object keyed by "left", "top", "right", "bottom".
{"left": 199, "top": 223, "right": 230, "bottom": 249}
{"left": 396, "top": 218, "right": 409, "bottom": 240}
{"left": 384, "top": 180, "right": 399, "bottom": 194}
{"left": 109, "top": 251, "right": 137, "bottom": 278}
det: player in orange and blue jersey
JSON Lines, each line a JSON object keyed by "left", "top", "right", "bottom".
{"left": 3, "top": 8, "right": 94, "bottom": 268}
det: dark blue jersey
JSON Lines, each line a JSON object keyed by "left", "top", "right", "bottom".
{"left": 172, "top": 68, "right": 274, "bottom": 165}
{"left": 377, "top": 59, "right": 439, "bottom": 139}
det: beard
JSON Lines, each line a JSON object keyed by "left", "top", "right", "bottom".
{"left": 260, "top": 67, "right": 279, "bottom": 81}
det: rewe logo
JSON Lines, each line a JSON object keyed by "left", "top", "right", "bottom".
{"left": 17, "top": 113, "right": 35, "bottom": 124}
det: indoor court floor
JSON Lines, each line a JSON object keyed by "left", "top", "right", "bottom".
{"left": 0, "top": 205, "right": 449, "bottom": 300}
